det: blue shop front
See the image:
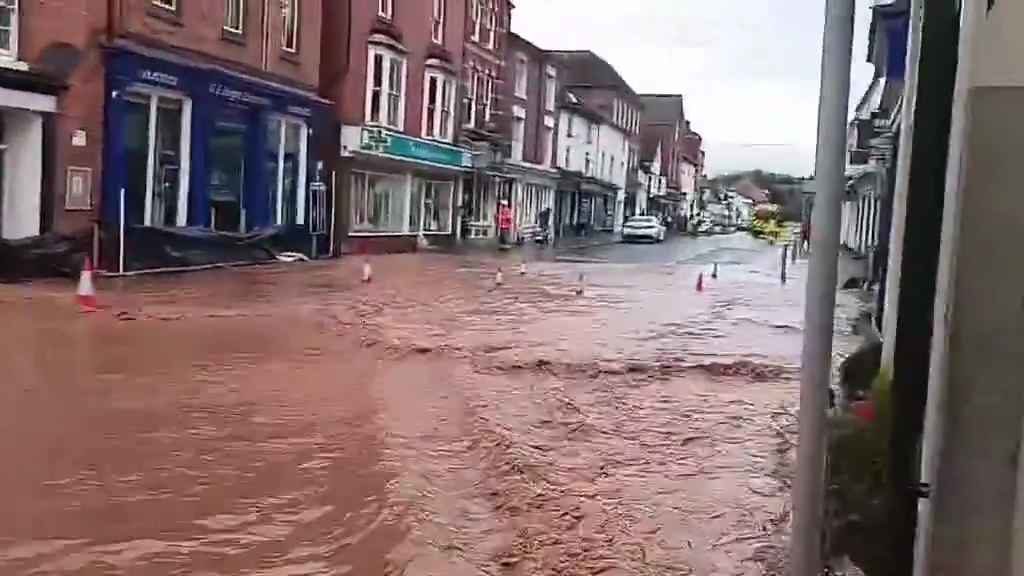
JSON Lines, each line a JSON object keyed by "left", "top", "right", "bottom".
{"left": 102, "top": 46, "right": 332, "bottom": 271}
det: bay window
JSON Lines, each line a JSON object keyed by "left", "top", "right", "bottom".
{"left": 265, "top": 116, "right": 308, "bottom": 226}
{"left": 351, "top": 172, "right": 406, "bottom": 233}
{"left": 431, "top": 0, "right": 445, "bottom": 44}
{"left": 367, "top": 47, "right": 406, "bottom": 129}
{"left": 423, "top": 72, "right": 455, "bottom": 141}
{"left": 120, "top": 90, "right": 192, "bottom": 228}
{"left": 0, "top": 0, "right": 17, "bottom": 59}
{"left": 281, "top": 0, "right": 299, "bottom": 52}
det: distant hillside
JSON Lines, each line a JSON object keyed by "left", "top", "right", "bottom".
{"left": 709, "top": 170, "right": 811, "bottom": 222}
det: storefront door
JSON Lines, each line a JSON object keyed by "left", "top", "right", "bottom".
{"left": 208, "top": 121, "right": 247, "bottom": 232}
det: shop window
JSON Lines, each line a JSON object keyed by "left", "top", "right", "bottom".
{"left": 265, "top": 116, "right": 308, "bottom": 227}
{"left": 120, "top": 90, "right": 192, "bottom": 228}
{"left": 281, "top": 0, "right": 299, "bottom": 53}
{"left": 0, "top": 0, "right": 17, "bottom": 60}
{"left": 351, "top": 172, "right": 406, "bottom": 233}
{"left": 208, "top": 121, "right": 246, "bottom": 232}
{"left": 367, "top": 47, "right": 406, "bottom": 130}
{"left": 420, "top": 181, "right": 452, "bottom": 233}
{"left": 423, "top": 72, "right": 455, "bottom": 142}
{"left": 224, "top": 0, "right": 244, "bottom": 34}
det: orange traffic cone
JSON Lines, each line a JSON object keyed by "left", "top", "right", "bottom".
{"left": 696, "top": 272, "right": 704, "bottom": 293}
{"left": 77, "top": 257, "right": 99, "bottom": 312}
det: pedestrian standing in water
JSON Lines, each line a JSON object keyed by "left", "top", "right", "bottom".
{"left": 498, "top": 201, "right": 513, "bottom": 248}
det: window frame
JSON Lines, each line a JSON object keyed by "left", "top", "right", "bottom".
{"left": 486, "top": 4, "right": 498, "bottom": 50}
{"left": 431, "top": 0, "right": 445, "bottom": 44}
{"left": 417, "top": 180, "right": 454, "bottom": 234}
{"left": 510, "top": 106, "right": 525, "bottom": 162}
{"left": 366, "top": 46, "right": 407, "bottom": 130}
{"left": 123, "top": 86, "right": 193, "bottom": 229}
{"left": 151, "top": 0, "right": 177, "bottom": 11}
{"left": 223, "top": 0, "right": 245, "bottom": 35}
{"left": 281, "top": 0, "right": 299, "bottom": 53}
{"left": 0, "top": 0, "right": 18, "bottom": 60}
{"left": 378, "top": 0, "right": 393, "bottom": 20}
{"left": 422, "top": 70, "right": 456, "bottom": 142}
{"left": 513, "top": 55, "right": 528, "bottom": 99}
{"left": 544, "top": 66, "right": 557, "bottom": 112}
{"left": 266, "top": 114, "right": 309, "bottom": 226}
{"left": 470, "top": 0, "right": 482, "bottom": 42}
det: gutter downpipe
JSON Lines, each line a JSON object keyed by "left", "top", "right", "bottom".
{"left": 789, "top": 0, "right": 855, "bottom": 573}
{"left": 912, "top": 0, "right": 978, "bottom": 574}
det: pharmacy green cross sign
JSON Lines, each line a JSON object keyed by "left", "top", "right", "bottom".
{"left": 359, "top": 127, "right": 472, "bottom": 169}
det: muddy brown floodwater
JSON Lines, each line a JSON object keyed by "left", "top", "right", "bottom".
{"left": 0, "top": 235, "right": 861, "bottom": 575}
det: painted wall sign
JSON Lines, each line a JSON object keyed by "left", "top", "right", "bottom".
{"left": 139, "top": 70, "right": 179, "bottom": 87}
{"left": 209, "top": 83, "right": 272, "bottom": 107}
{"left": 359, "top": 127, "right": 472, "bottom": 169}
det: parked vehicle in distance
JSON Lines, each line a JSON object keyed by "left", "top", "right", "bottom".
{"left": 622, "top": 216, "right": 666, "bottom": 243}
{"left": 696, "top": 219, "right": 713, "bottom": 235}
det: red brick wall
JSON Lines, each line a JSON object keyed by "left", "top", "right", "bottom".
{"left": 115, "top": 0, "right": 322, "bottom": 90}
{"left": 503, "top": 34, "right": 559, "bottom": 166}
{"left": 323, "top": 0, "right": 467, "bottom": 138}
{"left": 18, "top": 0, "right": 108, "bottom": 235}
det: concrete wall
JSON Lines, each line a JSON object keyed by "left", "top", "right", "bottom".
{"left": 1, "top": 109, "right": 43, "bottom": 239}
{"left": 922, "top": 1, "right": 1024, "bottom": 574}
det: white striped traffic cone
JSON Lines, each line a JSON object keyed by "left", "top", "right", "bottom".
{"left": 77, "top": 257, "right": 98, "bottom": 313}
{"left": 362, "top": 259, "right": 373, "bottom": 283}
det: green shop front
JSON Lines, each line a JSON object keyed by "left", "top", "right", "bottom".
{"left": 338, "top": 126, "right": 472, "bottom": 253}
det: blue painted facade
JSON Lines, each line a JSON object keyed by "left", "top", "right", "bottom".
{"left": 102, "top": 47, "right": 330, "bottom": 243}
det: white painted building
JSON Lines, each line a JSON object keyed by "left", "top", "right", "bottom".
{"left": 556, "top": 102, "right": 630, "bottom": 231}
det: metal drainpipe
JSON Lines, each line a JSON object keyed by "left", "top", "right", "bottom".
{"left": 261, "top": 0, "right": 271, "bottom": 71}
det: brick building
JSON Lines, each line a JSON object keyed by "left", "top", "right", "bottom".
{"left": 639, "top": 94, "right": 703, "bottom": 227}
{"left": 10, "top": 0, "right": 330, "bottom": 270}
{"left": 456, "top": 0, "right": 511, "bottom": 242}
{"left": 483, "top": 31, "right": 559, "bottom": 244}
{"left": 322, "top": 0, "right": 472, "bottom": 253}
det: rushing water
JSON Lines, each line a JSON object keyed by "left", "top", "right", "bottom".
{"left": 0, "top": 235, "right": 862, "bottom": 575}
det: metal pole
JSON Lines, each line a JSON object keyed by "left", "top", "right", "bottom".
{"left": 119, "top": 187, "right": 126, "bottom": 274}
{"left": 791, "top": 0, "right": 855, "bottom": 573}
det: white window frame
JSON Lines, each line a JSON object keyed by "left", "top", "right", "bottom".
{"left": 378, "top": 0, "right": 393, "bottom": 20}
{"left": 486, "top": 3, "right": 497, "bottom": 49}
{"left": 0, "top": 0, "right": 18, "bottom": 60}
{"left": 366, "top": 46, "right": 407, "bottom": 130}
{"left": 223, "top": 0, "right": 244, "bottom": 34}
{"left": 281, "top": 0, "right": 299, "bottom": 53}
{"left": 514, "top": 55, "right": 528, "bottom": 99}
{"left": 511, "top": 106, "right": 525, "bottom": 162}
{"left": 422, "top": 71, "right": 455, "bottom": 142}
{"left": 416, "top": 180, "right": 454, "bottom": 234}
{"left": 127, "top": 86, "right": 193, "bottom": 228}
{"left": 544, "top": 66, "right": 557, "bottom": 112}
{"left": 470, "top": 0, "right": 482, "bottom": 41}
{"left": 267, "top": 114, "right": 309, "bottom": 226}
{"left": 483, "top": 72, "right": 494, "bottom": 123}
{"left": 431, "top": 0, "right": 445, "bottom": 44}
{"left": 151, "top": 0, "right": 176, "bottom": 11}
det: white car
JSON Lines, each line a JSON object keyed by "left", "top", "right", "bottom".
{"left": 622, "top": 216, "right": 666, "bottom": 243}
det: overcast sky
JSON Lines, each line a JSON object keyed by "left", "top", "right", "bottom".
{"left": 512, "top": 0, "right": 877, "bottom": 176}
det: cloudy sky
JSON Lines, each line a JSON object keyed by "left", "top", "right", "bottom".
{"left": 512, "top": 0, "right": 877, "bottom": 176}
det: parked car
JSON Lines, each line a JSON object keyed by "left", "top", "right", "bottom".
{"left": 622, "top": 216, "right": 666, "bottom": 243}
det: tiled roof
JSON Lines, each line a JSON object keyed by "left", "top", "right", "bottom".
{"left": 545, "top": 50, "right": 637, "bottom": 96}
{"left": 639, "top": 94, "right": 686, "bottom": 124}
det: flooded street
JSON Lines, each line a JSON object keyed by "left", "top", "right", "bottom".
{"left": 0, "top": 234, "right": 862, "bottom": 575}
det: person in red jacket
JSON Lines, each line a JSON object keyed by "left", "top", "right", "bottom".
{"left": 498, "top": 201, "right": 513, "bottom": 246}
